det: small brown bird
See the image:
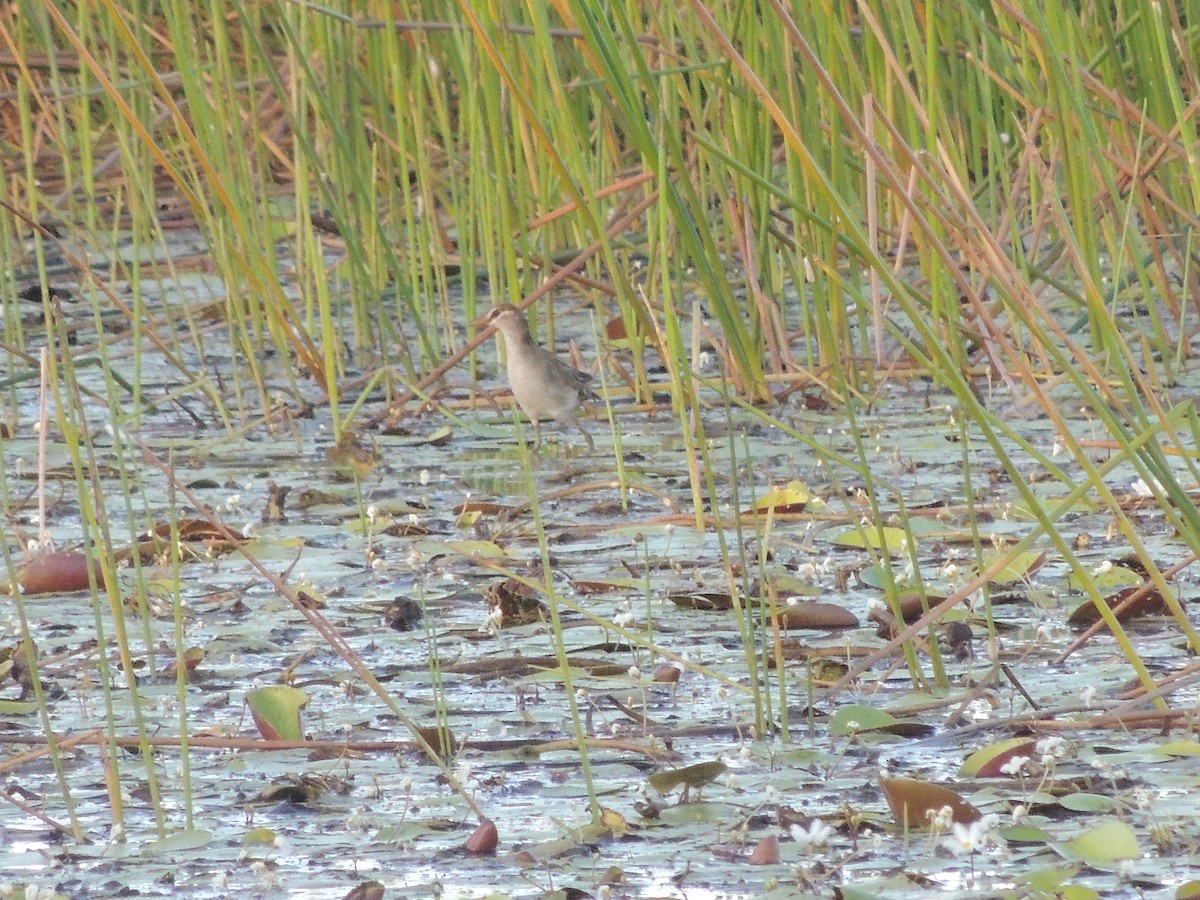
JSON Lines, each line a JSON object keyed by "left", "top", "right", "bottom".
{"left": 481, "top": 304, "right": 597, "bottom": 450}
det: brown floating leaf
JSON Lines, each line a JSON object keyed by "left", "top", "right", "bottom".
{"left": 484, "top": 578, "right": 548, "bottom": 627}
{"left": 124, "top": 520, "right": 248, "bottom": 565}
{"left": 17, "top": 551, "right": 106, "bottom": 595}
{"left": 342, "top": 881, "right": 384, "bottom": 900}
{"left": 414, "top": 725, "right": 456, "bottom": 757}
{"left": 464, "top": 818, "right": 498, "bottom": 856}
{"left": 893, "top": 592, "right": 938, "bottom": 623}
{"left": 771, "top": 601, "right": 858, "bottom": 630}
{"left": 880, "top": 775, "right": 981, "bottom": 829}
{"left": 666, "top": 591, "right": 733, "bottom": 611}
{"left": 710, "top": 842, "right": 742, "bottom": 861}
{"left": 605, "top": 315, "right": 628, "bottom": 340}
{"left": 572, "top": 580, "right": 628, "bottom": 596}
{"left": 1068, "top": 584, "right": 1170, "bottom": 626}
{"left": 383, "top": 521, "right": 429, "bottom": 538}
{"left": 747, "top": 834, "right": 780, "bottom": 865}
{"left": 453, "top": 500, "right": 514, "bottom": 517}
{"left": 652, "top": 663, "right": 681, "bottom": 683}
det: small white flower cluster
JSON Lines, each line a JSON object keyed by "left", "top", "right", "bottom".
{"left": 943, "top": 813, "right": 1001, "bottom": 856}
{"left": 612, "top": 600, "right": 636, "bottom": 629}
{"left": 789, "top": 818, "right": 835, "bottom": 850}
{"left": 1, "top": 883, "right": 54, "bottom": 900}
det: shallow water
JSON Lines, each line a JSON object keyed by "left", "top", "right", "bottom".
{"left": 2, "top": 257, "right": 1198, "bottom": 898}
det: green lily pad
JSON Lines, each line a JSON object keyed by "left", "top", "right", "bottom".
{"left": 1059, "top": 819, "right": 1138, "bottom": 864}
{"left": 831, "top": 526, "right": 909, "bottom": 553}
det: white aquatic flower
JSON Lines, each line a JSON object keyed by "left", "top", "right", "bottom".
{"left": 943, "top": 813, "right": 999, "bottom": 856}
{"left": 1036, "top": 736, "right": 1068, "bottom": 759}
{"left": 1131, "top": 477, "right": 1159, "bottom": 497}
{"left": 1091, "top": 560, "right": 1113, "bottom": 576}
{"left": 790, "top": 818, "right": 834, "bottom": 849}
{"left": 930, "top": 805, "right": 955, "bottom": 832}
{"left": 945, "top": 821, "right": 983, "bottom": 856}
{"left": 1000, "top": 755, "right": 1030, "bottom": 776}
{"left": 1080, "top": 684, "right": 1098, "bottom": 707}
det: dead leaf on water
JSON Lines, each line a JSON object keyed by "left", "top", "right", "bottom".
{"left": 880, "top": 775, "right": 981, "bottom": 829}
{"left": 464, "top": 818, "right": 498, "bottom": 856}
{"left": 1067, "top": 583, "right": 1171, "bottom": 626}
{"left": 667, "top": 591, "right": 733, "bottom": 611}
{"left": 484, "top": 578, "right": 548, "bottom": 627}
{"left": 16, "top": 550, "right": 106, "bottom": 595}
{"left": 747, "top": 834, "right": 780, "bottom": 865}
{"left": 771, "top": 600, "right": 858, "bottom": 630}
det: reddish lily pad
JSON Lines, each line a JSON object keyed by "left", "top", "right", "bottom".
{"left": 1068, "top": 584, "right": 1171, "bottom": 626}
{"left": 772, "top": 601, "right": 858, "bottom": 630}
{"left": 961, "top": 737, "right": 1037, "bottom": 777}
{"left": 17, "top": 551, "right": 106, "bottom": 595}
{"left": 247, "top": 685, "right": 309, "bottom": 741}
{"left": 880, "top": 775, "right": 981, "bottom": 829}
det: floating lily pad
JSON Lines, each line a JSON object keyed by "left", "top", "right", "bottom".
{"left": 1058, "top": 819, "right": 1139, "bottom": 864}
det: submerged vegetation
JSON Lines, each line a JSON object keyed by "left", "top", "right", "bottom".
{"left": 1, "top": 1, "right": 1199, "bottom": 896}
